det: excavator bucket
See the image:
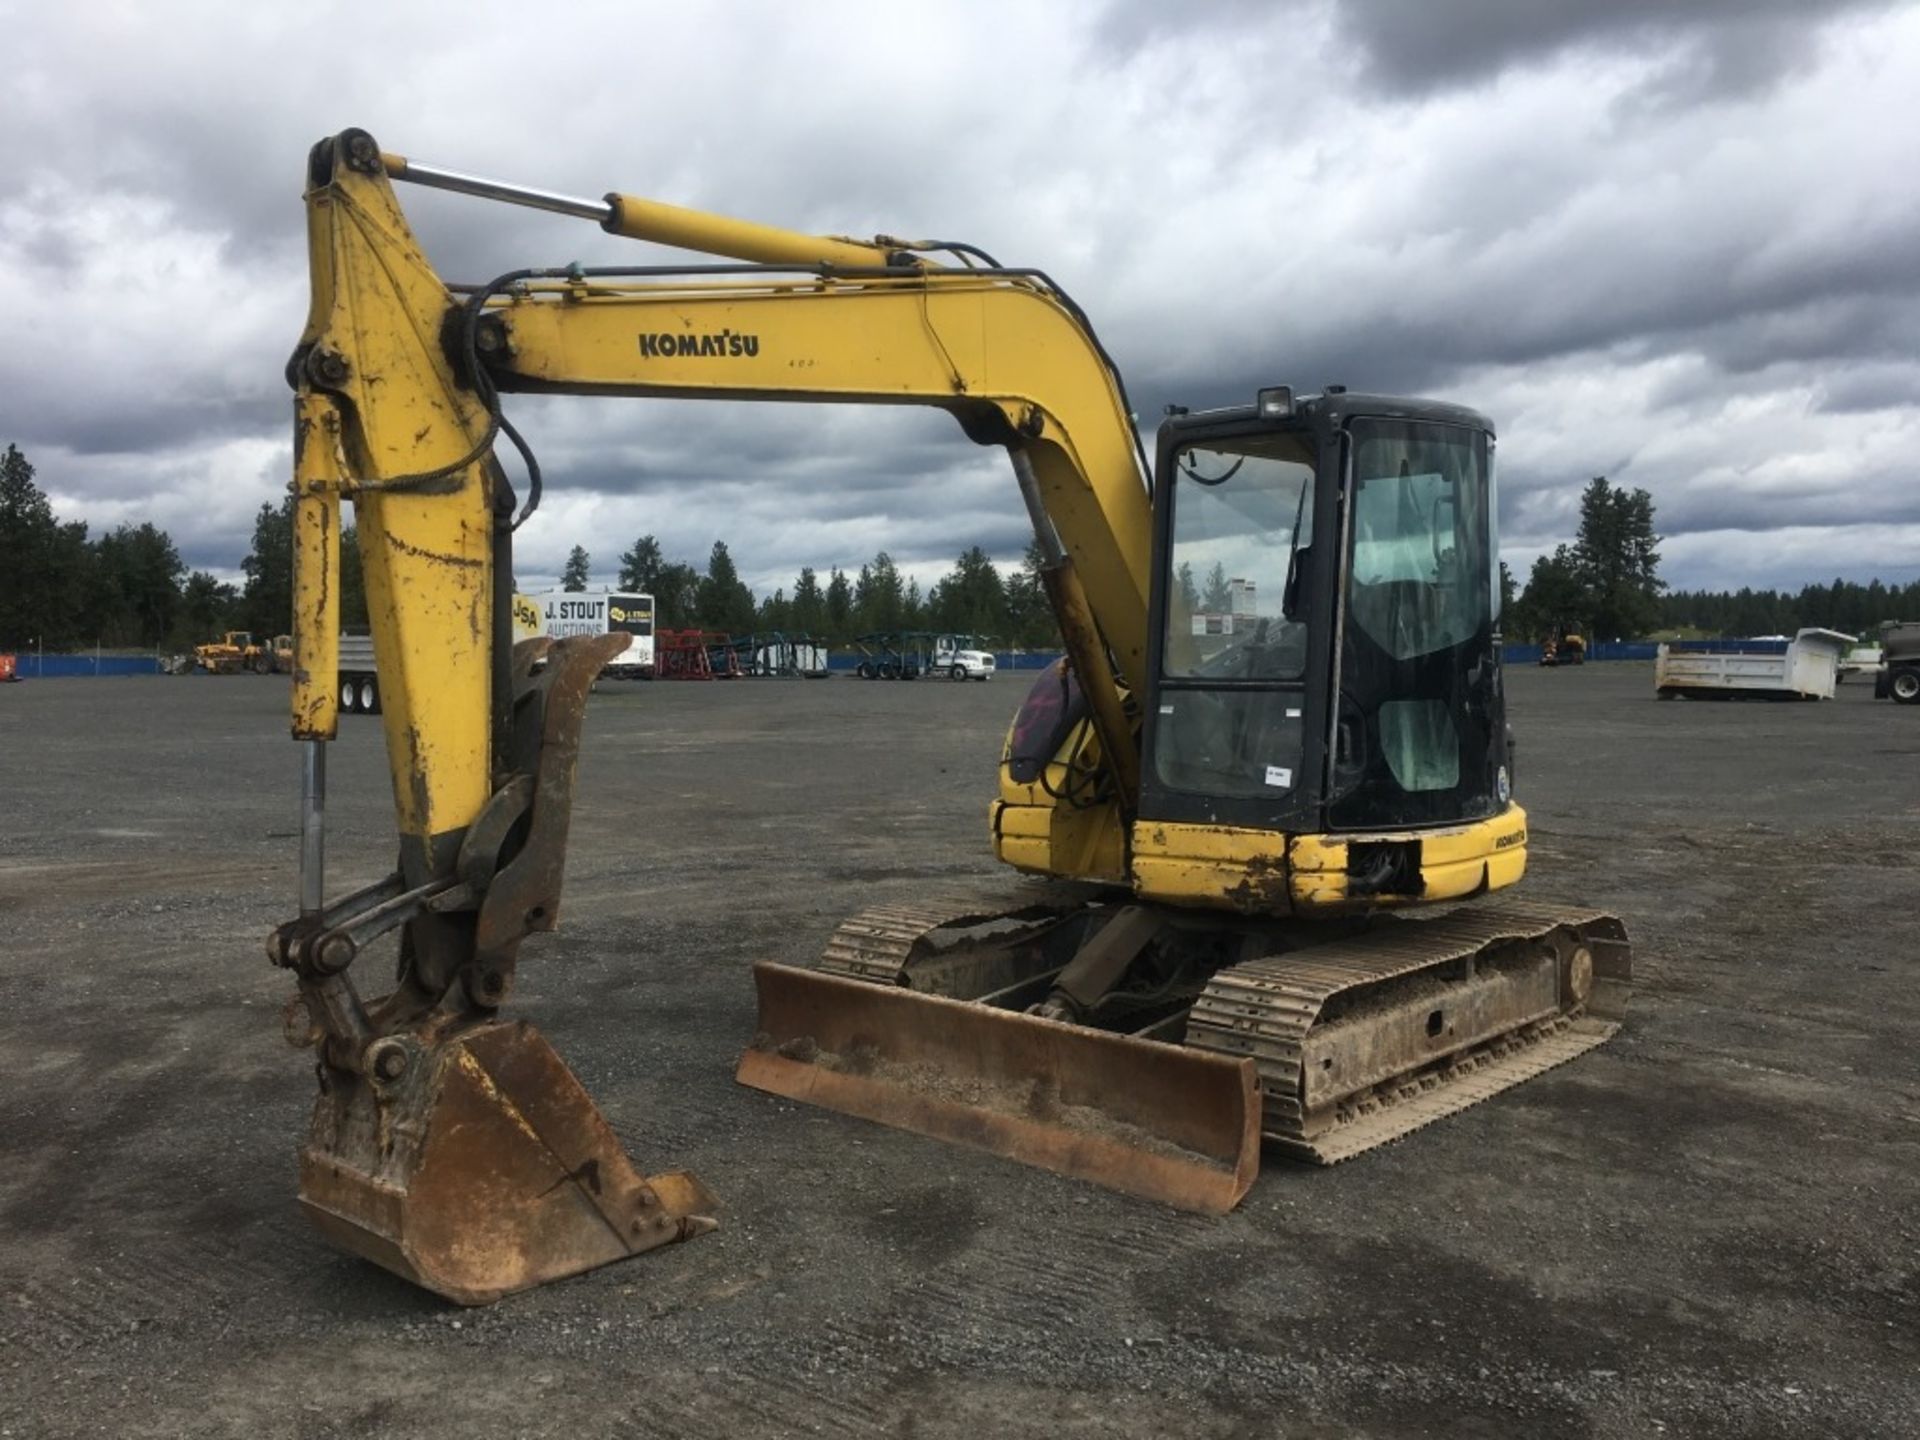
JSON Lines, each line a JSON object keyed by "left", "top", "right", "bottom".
{"left": 738, "top": 963, "right": 1260, "bottom": 1213}
{"left": 300, "top": 1020, "right": 716, "bottom": 1306}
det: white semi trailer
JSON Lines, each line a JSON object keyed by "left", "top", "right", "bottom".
{"left": 531, "top": 588, "right": 655, "bottom": 679}
{"left": 337, "top": 593, "right": 549, "bottom": 715}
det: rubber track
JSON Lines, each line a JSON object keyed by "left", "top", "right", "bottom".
{"left": 818, "top": 882, "right": 1096, "bottom": 986}
{"left": 1185, "top": 898, "right": 1631, "bottom": 1163}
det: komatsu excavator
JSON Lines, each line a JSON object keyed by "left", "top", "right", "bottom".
{"left": 271, "top": 129, "right": 1629, "bottom": 1304}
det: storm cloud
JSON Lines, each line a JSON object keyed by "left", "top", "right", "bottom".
{"left": 1, "top": 0, "right": 1915, "bottom": 597}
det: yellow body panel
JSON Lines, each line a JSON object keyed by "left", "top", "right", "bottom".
{"left": 290, "top": 393, "right": 342, "bottom": 738}
{"left": 295, "top": 160, "right": 498, "bottom": 856}
{"left": 990, "top": 794, "right": 1128, "bottom": 884}
{"left": 1129, "top": 806, "right": 1529, "bottom": 914}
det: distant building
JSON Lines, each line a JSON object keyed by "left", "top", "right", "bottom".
{"left": 1192, "top": 578, "right": 1257, "bottom": 635}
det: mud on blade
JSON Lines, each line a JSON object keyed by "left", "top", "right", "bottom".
{"left": 739, "top": 963, "right": 1260, "bottom": 1213}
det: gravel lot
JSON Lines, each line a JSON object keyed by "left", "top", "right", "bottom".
{"left": 2, "top": 663, "right": 1916, "bottom": 1439}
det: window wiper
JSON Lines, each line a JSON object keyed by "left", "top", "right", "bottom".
{"left": 1280, "top": 479, "right": 1312, "bottom": 620}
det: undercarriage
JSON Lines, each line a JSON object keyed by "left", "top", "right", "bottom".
{"left": 741, "top": 886, "right": 1629, "bottom": 1205}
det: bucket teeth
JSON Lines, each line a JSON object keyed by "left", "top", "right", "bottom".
{"left": 299, "top": 1020, "right": 714, "bottom": 1305}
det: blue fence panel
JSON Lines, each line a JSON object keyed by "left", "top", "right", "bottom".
{"left": 1587, "top": 641, "right": 1659, "bottom": 661}
{"left": 11, "top": 654, "right": 162, "bottom": 678}
{"left": 1500, "top": 641, "right": 1656, "bottom": 664}
{"left": 1662, "top": 638, "right": 1788, "bottom": 655}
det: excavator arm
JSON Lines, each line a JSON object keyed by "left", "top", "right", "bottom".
{"left": 270, "top": 129, "right": 1212, "bottom": 1303}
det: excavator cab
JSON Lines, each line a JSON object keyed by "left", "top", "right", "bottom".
{"left": 1143, "top": 390, "right": 1506, "bottom": 845}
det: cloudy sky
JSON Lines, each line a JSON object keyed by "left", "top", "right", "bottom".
{"left": 3, "top": 0, "right": 1916, "bottom": 598}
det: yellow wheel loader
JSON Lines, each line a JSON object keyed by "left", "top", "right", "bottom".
{"left": 195, "top": 629, "right": 261, "bottom": 674}
{"left": 270, "top": 129, "right": 1629, "bottom": 1304}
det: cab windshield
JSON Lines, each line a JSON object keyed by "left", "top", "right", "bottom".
{"left": 1331, "top": 418, "right": 1500, "bottom": 827}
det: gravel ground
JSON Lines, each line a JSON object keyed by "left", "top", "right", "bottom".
{"left": 1, "top": 663, "right": 1916, "bottom": 1439}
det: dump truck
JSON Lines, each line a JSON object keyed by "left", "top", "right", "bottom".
{"left": 1655, "top": 628, "right": 1855, "bottom": 700}
{"left": 1874, "top": 622, "right": 1920, "bottom": 704}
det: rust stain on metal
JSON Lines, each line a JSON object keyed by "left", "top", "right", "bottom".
{"left": 740, "top": 963, "right": 1260, "bottom": 1215}
{"left": 298, "top": 1020, "right": 716, "bottom": 1305}
{"left": 1223, "top": 851, "right": 1292, "bottom": 914}
{"left": 385, "top": 532, "right": 484, "bottom": 568}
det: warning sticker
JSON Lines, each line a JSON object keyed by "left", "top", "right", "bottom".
{"left": 1264, "top": 765, "right": 1292, "bottom": 788}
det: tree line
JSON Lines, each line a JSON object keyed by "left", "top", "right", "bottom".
{"left": 570, "top": 535, "right": 1063, "bottom": 647}
{"left": 0, "top": 441, "right": 1060, "bottom": 653}
{"left": 13, "top": 436, "right": 1902, "bottom": 657}
{"left": 1654, "top": 579, "right": 1920, "bottom": 640}
{"left": 0, "top": 445, "right": 367, "bottom": 653}
{"left": 1504, "top": 474, "right": 1914, "bottom": 642}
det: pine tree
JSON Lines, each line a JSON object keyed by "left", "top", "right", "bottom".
{"left": 1176, "top": 561, "right": 1200, "bottom": 614}
{"left": 0, "top": 443, "right": 61, "bottom": 646}
{"left": 1511, "top": 546, "right": 1586, "bottom": 641}
{"left": 1570, "top": 477, "right": 1663, "bottom": 641}
{"left": 853, "top": 551, "right": 906, "bottom": 633}
{"left": 1202, "top": 562, "right": 1232, "bottom": 613}
{"left": 340, "top": 526, "right": 369, "bottom": 629}
{"left": 241, "top": 495, "right": 296, "bottom": 638}
{"left": 1003, "top": 539, "right": 1059, "bottom": 649}
{"left": 95, "top": 522, "right": 184, "bottom": 646}
{"left": 655, "top": 562, "right": 702, "bottom": 628}
{"left": 697, "top": 540, "right": 755, "bottom": 632}
{"left": 928, "top": 546, "right": 1006, "bottom": 638}
{"left": 617, "top": 534, "right": 663, "bottom": 593}
{"left": 757, "top": 587, "right": 791, "bottom": 631}
{"left": 825, "top": 567, "right": 852, "bottom": 637}
{"left": 178, "top": 571, "right": 237, "bottom": 647}
{"left": 561, "top": 545, "right": 592, "bottom": 591}
{"left": 790, "top": 566, "right": 825, "bottom": 635}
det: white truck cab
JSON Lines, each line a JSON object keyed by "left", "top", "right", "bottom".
{"left": 935, "top": 636, "right": 996, "bottom": 681}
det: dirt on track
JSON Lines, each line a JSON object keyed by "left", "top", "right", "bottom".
{"left": 1, "top": 664, "right": 1916, "bottom": 1439}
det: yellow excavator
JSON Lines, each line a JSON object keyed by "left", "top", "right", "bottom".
{"left": 271, "top": 129, "right": 1630, "bottom": 1304}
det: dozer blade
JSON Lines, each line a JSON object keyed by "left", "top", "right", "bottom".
{"left": 738, "top": 962, "right": 1260, "bottom": 1214}
{"left": 300, "top": 1020, "right": 716, "bottom": 1306}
